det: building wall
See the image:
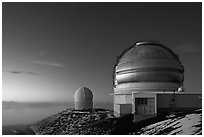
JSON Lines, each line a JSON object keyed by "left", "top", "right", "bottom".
{"left": 114, "top": 94, "right": 132, "bottom": 104}
{"left": 157, "top": 93, "right": 202, "bottom": 113}
{"left": 120, "top": 104, "right": 132, "bottom": 116}
{"left": 113, "top": 94, "right": 132, "bottom": 117}
{"left": 114, "top": 82, "right": 179, "bottom": 93}
{"left": 75, "top": 101, "right": 93, "bottom": 110}
{"left": 114, "top": 104, "right": 132, "bottom": 117}
{"left": 114, "top": 104, "right": 120, "bottom": 117}
{"left": 114, "top": 91, "right": 202, "bottom": 118}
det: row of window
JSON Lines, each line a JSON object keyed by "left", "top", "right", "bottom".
{"left": 135, "top": 98, "right": 148, "bottom": 105}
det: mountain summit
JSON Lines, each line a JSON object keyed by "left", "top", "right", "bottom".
{"left": 30, "top": 108, "right": 201, "bottom": 135}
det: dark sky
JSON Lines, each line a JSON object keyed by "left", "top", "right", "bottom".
{"left": 2, "top": 2, "right": 202, "bottom": 102}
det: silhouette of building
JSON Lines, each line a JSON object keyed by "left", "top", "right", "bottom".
{"left": 112, "top": 41, "right": 201, "bottom": 121}
{"left": 74, "top": 87, "right": 93, "bottom": 110}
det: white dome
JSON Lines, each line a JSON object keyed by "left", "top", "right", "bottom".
{"left": 74, "top": 87, "right": 93, "bottom": 110}
{"left": 74, "top": 87, "right": 93, "bottom": 102}
{"left": 114, "top": 41, "right": 184, "bottom": 92}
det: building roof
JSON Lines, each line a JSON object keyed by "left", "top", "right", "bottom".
{"left": 74, "top": 87, "right": 93, "bottom": 102}
{"left": 118, "top": 41, "right": 180, "bottom": 64}
{"left": 114, "top": 41, "right": 184, "bottom": 87}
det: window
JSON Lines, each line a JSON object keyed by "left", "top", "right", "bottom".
{"left": 136, "top": 98, "right": 148, "bottom": 105}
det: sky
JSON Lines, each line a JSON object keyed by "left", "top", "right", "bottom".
{"left": 2, "top": 2, "right": 202, "bottom": 103}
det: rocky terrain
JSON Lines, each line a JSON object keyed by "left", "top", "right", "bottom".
{"left": 30, "top": 108, "right": 116, "bottom": 135}
{"left": 30, "top": 108, "right": 202, "bottom": 135}
{"left": 130, "top": 109, "right": 202, "bottom": 135}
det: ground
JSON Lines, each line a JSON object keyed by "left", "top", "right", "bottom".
{"left": 29, "top": 108, "right": 202, "bottom": 135}
{"left": 2, "top": 108, "right": 202, "bottom": 135}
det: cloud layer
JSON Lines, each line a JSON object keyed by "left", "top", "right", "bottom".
{"left": 4, "top": 71, "right": 39, "bottom": 75}
{"left": 33, "top": 61, "right": 64, "bottom": 68}
{"left": 173, "top": 43, "right": 201, "bottom": 54}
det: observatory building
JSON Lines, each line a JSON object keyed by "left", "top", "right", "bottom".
{"left": 113, "top": 41, "right": 201, "bottom": 121}
{"left": 74, "top": 87, "right": 93, "bottom": 110}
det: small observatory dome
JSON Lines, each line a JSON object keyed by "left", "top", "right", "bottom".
{"left": 74, "top": 87, "right": 93, "bottom": 110}
{"left": 114, "top": 41, "right": 184, "bottom": 91}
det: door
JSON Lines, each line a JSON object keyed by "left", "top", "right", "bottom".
{"left": 135, "top": 97, "right": 155, "bottom": 115}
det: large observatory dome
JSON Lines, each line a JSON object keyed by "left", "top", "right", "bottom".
{"left": 114, "top": 41, "right": 184, "bottom": 91}
{"left": 74, "top": 87, "right": 93, "bottom": 110}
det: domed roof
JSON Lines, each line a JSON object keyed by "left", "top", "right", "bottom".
{"left": 74, "top": 87, "right": 93, "bottom": 102}
{"left": 114, "top": 41, "right": 184, "bottom": 86}
{"left": 118, "top": 41, "right": 180, "bottom": 64}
